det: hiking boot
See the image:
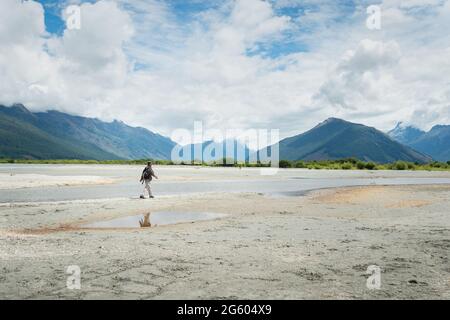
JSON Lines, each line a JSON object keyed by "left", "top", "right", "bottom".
{"left": 150, "top": 195, "right": 155, "bottom": 198}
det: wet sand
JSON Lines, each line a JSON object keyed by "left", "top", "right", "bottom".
{"left": 0, "top": 168, "right": 449, "bottom": 299}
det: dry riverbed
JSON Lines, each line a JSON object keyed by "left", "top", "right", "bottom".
{"left": 1, "top": 179, "right": 449, "bottom": 299}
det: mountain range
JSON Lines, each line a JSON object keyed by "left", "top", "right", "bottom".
{"left": 388, "top": 123, "right": 450, "bottom": 161}
{"left": 261, "top": 118, "right": 432, "bottom": 163}
{"left": 0, "top": 104, "right": 447, "bottom": 163}
{"left": 0, "top": 104, "right": 175, "bottom": 160}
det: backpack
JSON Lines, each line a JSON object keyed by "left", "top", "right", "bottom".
{"left": 143, "top": 167, "right": 152, "bottom": 180}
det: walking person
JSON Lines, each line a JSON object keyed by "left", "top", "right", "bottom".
{"left": 140, "top": 161, "right": 158, "bottom": 199}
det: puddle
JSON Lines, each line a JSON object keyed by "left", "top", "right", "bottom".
{"left": 266, "top": 190, "right": 308, "bottom": 198}
{"left": 80, "top": 211, "right": 227, "bottom": 229}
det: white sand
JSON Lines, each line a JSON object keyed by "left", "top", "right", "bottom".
{"left": 0, "top": 173, "right": 116, "bottom": 189}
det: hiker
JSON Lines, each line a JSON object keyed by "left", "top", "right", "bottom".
{"left": 140, "top": 161, "right": 158, "bottom": 198}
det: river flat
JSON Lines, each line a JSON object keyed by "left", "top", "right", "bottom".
{"left": 0, "top": 165, "right": 449, "bottom": 299}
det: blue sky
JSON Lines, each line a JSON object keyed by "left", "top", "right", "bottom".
{"left": 37, "top": 0, "right": 65, "bottom": 35}
{"left": 37, "top": 0, "right": 360, "bottom": 58}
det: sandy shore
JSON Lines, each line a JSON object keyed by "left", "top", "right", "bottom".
{"left": 0, "top": 173, "right": 116, "bottom": 190}
{"left": 0, "top": 172, "right": 449, "bottom": 299}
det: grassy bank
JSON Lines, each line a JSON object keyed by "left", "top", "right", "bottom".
{"left": 1, "top": 157, "right": 450, "bottom": 171}
{"left": 0, "top": 158, "right": 172, "bottom": 165}
{"left": 277, "top": 158, "right": 450, "bottom": 171}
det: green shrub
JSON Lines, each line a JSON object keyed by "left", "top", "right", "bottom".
{"left": 430, "top": 161, "right": 448, "bottom": 169}
{"left": 279, "top": 160, "right": 292, "bottom": 168}
{"left": 394, "top": 161, "right": 406, "bottom": 170}
{"left": 365, "top": 162, "right": 376, "bottom": 170}
{"left": 356, "top": 161, "right": 366, "bottom": 169}
{"left": 430, "top": 162, "right": 439, "bottom": 168}
{"left": 295, "top": 161, "right": 306, "bottom": 168}
{"left": 407, "top": 162, "right": 416, "bottom": 170}
{"left": 341, "top": 163, "right": 352, "bottom": 170}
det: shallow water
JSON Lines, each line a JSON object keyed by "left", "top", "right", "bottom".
{"left": 81, "top": 212, "right": 227, "bottom": 229}
{"left": 2, "top": 177, "right": 450, "bottom": 203}
{"left": 1, "top": 164, "right": 450, "bottom": 203}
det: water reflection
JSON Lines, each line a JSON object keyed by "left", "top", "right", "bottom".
{"left": 81, "top": 211, "right": 227, "bottom": 229}
{"left": 139, "top": 213, "right": 151, "bottom": 228}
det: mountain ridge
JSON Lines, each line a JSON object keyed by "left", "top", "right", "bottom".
{"left": 387, "top": 122, "right": 425, "bottom": 145}
{"left": 1, "top": 104, "right": 444, "bottom": 163}
{"left": 262, "top": 117, "right": 432, "bottom": 163}
{"left": 0, "top": 104, "right": 176, "bottom": 160}
{"left": 388, "top": 122, "right": 450, "bottom": 161}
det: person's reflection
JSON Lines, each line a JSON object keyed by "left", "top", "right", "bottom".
{"left": 139, "top": 213, "right": 151, "bottom": 227}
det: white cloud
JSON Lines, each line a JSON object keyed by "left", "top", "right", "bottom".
{"left": 56, "top": 1, "right": 133, "bottom": 70}
{"left": 317, "top": 39, "right": 402, "bottom": 112}
{"left": 0, "top": 0, "right": 449, "bottom": 141}
{"left": 0, "top": 0, "right": 45, "bottom": 46}
{"left": 0, "top": 0, "right": 54, "bottom": 107}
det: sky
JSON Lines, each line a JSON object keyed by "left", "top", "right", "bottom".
{"left": 0, "top": 0, "right": 449, "bottom": 141}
